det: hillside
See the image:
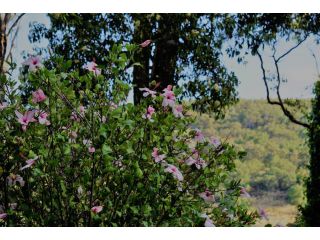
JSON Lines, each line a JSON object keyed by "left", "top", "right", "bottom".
{"left": 195, "top": 99, "right": 311, "bottom": 225}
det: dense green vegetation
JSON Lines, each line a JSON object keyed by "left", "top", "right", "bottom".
{"left": 196, "top": 99, "right": 310, "bottom": 206}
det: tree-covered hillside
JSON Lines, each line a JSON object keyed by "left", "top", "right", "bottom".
{"left": 195, "top": 99, "right": 310, "bottom": 206}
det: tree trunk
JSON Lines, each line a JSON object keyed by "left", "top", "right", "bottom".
{"left": 132, "top": 14, "right": 152, "bottom": 105}
{"left": 151, "top": 15, "right": 179, "bottom": 90}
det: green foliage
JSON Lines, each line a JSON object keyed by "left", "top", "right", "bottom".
{"left": 195, "top": 100, "right": 309, "bottom": 201}
{"left": 301, "top": 80, "right": 320, "bottom": 226}
{"left": 0, "top": 44, "right": 256, "bottom": 226}
{"left": 29, "top": 13, "right": 239, "bottom": 117}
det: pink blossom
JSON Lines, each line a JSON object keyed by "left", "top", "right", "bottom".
{"left": 0, "top": 102, "right": 8, "bottom": 110}
{"left": 210, "top": 137, "right": 221, "bottom": 148}
{"left": 163, "top": 85, "right": 173, "bottom": 92}
{"left": 194, "top": 129, "right": 205, "bottom": 142}
{"left": 240, "top": 187, "right": 251, "bottom": 198}
{"left": 32, "top": 89, "right": 47, "bottom": 103}
{"left": 22, "top": 56, "right": 42, "bottom": 71}
{"left": 109, "top": 101, "right": 118, "bottom": 110}
{"left": 200, "top": 214, "right": 215, "bottom": 227}
{"left": 164, "top": 164, "right": 184, "bottom": 181}
{"left": 91, "top": 205, "right": 103, "bottom": 214}
{"left": 142, "top": 106, "right": 155, "bottom": 121}
{"left": 172, "top": 104, "right": 183, "bottom": 118}
{"left": 204, "top": 217, "right": 215, "bottom": 227}
{"left": 152, "top": 147, "right": 166, "bottom": 163}
{"left": 185, "top": 149, "right": 207, "bottom": 169}
{"left": 84, "top": 62, "right": 101, "bottom": 76}
{"left": 0, "top": 213, "right": 7, "bottom": 219}
{"left": 139, "top": 39, "right": 152, "bottom": 48}
{"left": 15, "top": 110, "right": 36, "bottom": 131}
{"left": 139, "top": 87, "right": 157, "bottom": 98}
{"left": 199, "top": 189, "right": 215, "bottom": 203}
{"left": 88, "top": 146, "right": 96, "bottom": 153}
{"left": 258, "top": 208, "right": 269, "bottom": 220}
{"left": 7, "top": 174, "right": 25, "bottom": 187}
{"left": 70, "top": 111, "right": 80, "bottom": 122}
{"left": 185, "top": 156, "right": 206, "bottom": 169}
{"left": 79, "top": 105, "right": 85, "bottom": 115}
{"left": 162, "top": 86, "right": 175, "bottom": 108}
{"left": 38, "top": 111, "right": 50, "bottom": 125}
{"left": 20, "top": 156, "right": 38, "bottom": 170}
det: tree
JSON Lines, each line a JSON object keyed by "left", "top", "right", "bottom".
{"left": 0, "top": 14, "right": 25, "bottom": 73}
{"left": 0, "top": 44, "right": 256, "bottom": 226}
{"left": 232, "top": 13, "right": 320, "bottom": 226}
{"left": 30, "top": 13, "right": 239, "bottom": 118}
{"left": 301, "top": 81, "right": 320, "bottom": 226}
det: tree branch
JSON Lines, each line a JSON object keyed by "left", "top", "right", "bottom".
{"left": 257, "top": 49, "right": 310, "bottom": 129}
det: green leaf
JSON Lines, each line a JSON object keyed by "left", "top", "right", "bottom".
{"left": 102, "top": 144, "right": 112, "bottom": 155}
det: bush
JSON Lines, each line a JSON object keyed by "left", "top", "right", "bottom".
{"left": 0, "top": 44, "right": 256, "bottom": 226}
{"left": 288, "top": 185, "right": 304, "bottom": 205}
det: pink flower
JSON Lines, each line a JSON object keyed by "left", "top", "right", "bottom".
{"left": 258, "top": 208, "right": 269, "bottom": 220}
{"left": 109, "top": 101, "right": 118, "bottom": 110}
{"left": 70, "top": 111, "right": 80, "bottom": 122}
{"left": 210, "top": 137, "right": 221, "bottom": 148}
{"left": 152, "top": 147, "right": 166, "bottom": 163}
{"left": 0, "top": 213, "right": 7, "bottom": 219}
{"left": 139, "top": 39, "right": 152, "bottom": 48}
{"left": 240, "top": 187, "right": 251, "bottom": 198}
{"left": 142, "top": 106, "right": 155, "bottom": 121}
{"left": 164, "top": 164, "right": 184, "bottom": 181}
{"left": 32, "top": 89, "right": 47, "bottom": 103}
{"left": 162, "top": 86, "right": 175, "bottom": 108}
{"left": 199, "top": 190, "right": 215, "bottom": 203}
{"left": 185, "top": 149, "right": 207, "bottom": 169}
{"left": 91, "top": 205, "right": 103, "bottom": 214}
{"left": 185, "top": 156, "right": 206, "bottom": 169}
{"left": 194, "top": 129, "right": 205, "bottom": 142}
{"left": 172, "top": 104, "right": 183, "bottom": 118}
{"left": 84, "top": 62, "right": 101, "bottom": 76}
{"left": 79, "top": 105, "right": 85, "bottom": 115}
{"left": 0, "top": 102, "right": 8, "bottom": 110}
{"left": 38, "top": 111, "right": 50, "bottom": 125}
{"left": 204, "top": 217, "right": 215, "bottom": 227}
{"left": 20, "top": 156, "right": 38, "bottom": 170}
{"left": 163, "top": 85, "right": 173, "bottom": 92}
{"left": 7, "top": 174, "right": 25, "bottom": 187}
{"left": 22, "top": 56, "right": 42, "bottom": 71}
{"left": 139, "top": 87, "right": 157, "bottom": 98}
{"left": 88, "top": 146, "right": 96, "bottom": 153}
{"left": 15, "top": 110, "right": 36, "bottom": 131}
{"left": 200, "top": 214, "right": 215, "bottom": 227}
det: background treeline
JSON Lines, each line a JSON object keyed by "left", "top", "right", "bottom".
{"left": 195, "top": 99, "right": 310, "bottom": 206}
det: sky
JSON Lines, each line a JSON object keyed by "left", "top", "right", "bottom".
{"left": 12, "top": 13, "right": 320, "bottom": 100}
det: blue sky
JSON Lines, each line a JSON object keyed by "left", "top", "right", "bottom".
{"left": 13, "top": 13, "right": 320, "bottom": 100}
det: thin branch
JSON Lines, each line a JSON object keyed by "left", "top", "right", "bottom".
{"left": 276, "top": 35, "right": 308, "bottom": 63}
{"left": 256, "top": 49, "right": 310, "bottom": 129}
{"left": 6, "top": 13, "right": 25, "bottom": 36}
{"left": 309, "top": 48, "right": 320, "bottom": 77}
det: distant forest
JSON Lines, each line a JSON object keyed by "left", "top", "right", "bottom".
{"left": 196, "top": 99, "right": 310, "bottom": 206}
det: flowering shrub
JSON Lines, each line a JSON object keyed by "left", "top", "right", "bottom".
{"left": 0, "top": 44, "right": 256, "bottom": 226}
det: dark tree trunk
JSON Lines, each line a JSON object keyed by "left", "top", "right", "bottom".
{"left": 132, "top": 14, "right": 180, "bottom": 104}
{"left": 303, "top": 81, "right": 320, "bottom": 226}
{"left": 132, "top": 15, "right": 152, "bottom": 105}
{"left": 151, "top": 15, "right": 179, "bottom": 90}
